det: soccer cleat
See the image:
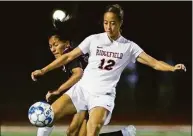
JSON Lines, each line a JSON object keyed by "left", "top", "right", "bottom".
{"left": 121, "top": 125, "right": 136, "bottom": 136}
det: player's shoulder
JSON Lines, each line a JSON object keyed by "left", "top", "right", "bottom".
{"left": 70, "top": 41, "right": 78, "bottom": 49}
{"left": 87, "top": 32, "right": 106, "bottom": 40}
{"left": 119, "top": 35, "right": 134, "bottom": 45}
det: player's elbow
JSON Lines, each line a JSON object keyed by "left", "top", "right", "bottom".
{"left": 76, "top": 69, "right": 83, "bottom": 79}
{"left": 72, "top": 68, "right": 83, "bottom": 80}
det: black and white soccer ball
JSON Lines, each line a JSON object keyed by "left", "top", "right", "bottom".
{"left": 53, "top": 10, "right": 70, "bottom": 21}
{"left": 52, "top": 9, "right": 71, "bottom": 29}
{"left": 28, "top": 101, "right": 54, "bottom": 127}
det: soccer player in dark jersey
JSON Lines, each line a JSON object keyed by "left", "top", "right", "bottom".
{"left": 36, "top": 31, "right": 87, "bottom": 136}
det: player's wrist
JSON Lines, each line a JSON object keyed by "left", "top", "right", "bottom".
{"left": 41, "top": 68, "right": 46, "bottom": 75}
{"left": 56, "top": 89, "right": 63, "bottom": 94}
{"left": 170, "top": 66, "right": 175, "bottom": 72}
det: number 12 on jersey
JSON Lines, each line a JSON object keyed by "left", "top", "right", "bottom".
{"left": 98, "top": 59, "right": 115, "bottom": 70}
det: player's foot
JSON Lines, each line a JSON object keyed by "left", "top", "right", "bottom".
{"left": 121, "top": 125, "right": 136, "bottom": 136}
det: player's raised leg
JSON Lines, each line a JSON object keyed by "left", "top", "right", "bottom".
{"left": 37, "top": 94, "right": 77, "bottom": 136}
{"left": 87, "top": 107, "right": 109, "bottom": 136}
{"left": 51, "top": 94, "right": 77, "bottom": 122}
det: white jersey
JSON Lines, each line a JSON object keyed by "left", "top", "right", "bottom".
{"left": 78, "top": 32, "right": 143, "bottom": 96}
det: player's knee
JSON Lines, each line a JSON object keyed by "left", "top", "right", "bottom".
{"left": 51, "top": 104, "right": 63, "bottom": 122}
{"left": 88, "top": 122, "right": 103, "bottom": 134}
{"left": 51, "top": 108, "right": 58, "bottom": 123}
{"left": 94, "top": 123, "right": 103, "bottom": 130}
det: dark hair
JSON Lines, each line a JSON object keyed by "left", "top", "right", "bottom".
{"left": 105, "top": 4, "right": 124, "bottom": 22}
{"left": 48, "top": 29, "right": 69, "bottom": 42}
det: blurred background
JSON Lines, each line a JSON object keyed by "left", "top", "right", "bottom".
{"left": 0, "top": 1, "right": 192, "bottom": 128}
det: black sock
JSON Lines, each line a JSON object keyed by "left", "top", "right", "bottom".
{"left": 99, "top": 130, "right": 123, "bottom": 136}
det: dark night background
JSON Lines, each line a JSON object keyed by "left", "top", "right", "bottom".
{"left": 0, "top": 1, "right": 192, "bottom": 125}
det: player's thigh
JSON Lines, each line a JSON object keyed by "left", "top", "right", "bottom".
{"left": 51, "top": 94, "right": 77, "bottom": 121}
{"left": 88, "top": 107, "right": 109, "bottom": 127}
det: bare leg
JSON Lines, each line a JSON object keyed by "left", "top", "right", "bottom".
{"left": 87, "top": 107, "right": 109, "bottom": 136}
{"left": 37, "top": 94, "right": 77, "bottom": 136}
{"left": 52, "top": 94, "right": 77, "bottom": 122}
{"left": 78, "top": 119, "right": 87, "bottom": 136}
{"left": 66, "top": 111, "right": 87, "bottom": 136}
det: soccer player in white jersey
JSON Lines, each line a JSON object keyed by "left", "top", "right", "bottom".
{"left": 37, "top": 32, "right": 136, "bottom": 136}
{"left": 32, "top": 4, "right": 186, "bottom": 136}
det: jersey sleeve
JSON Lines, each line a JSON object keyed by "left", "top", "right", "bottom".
{"left": 67, "top": 57, "right": 82, "bottom": 73}
{"left": 78, "top": 35, "right": 93, "bottom": 54}
{"left": 130, "top": 42, "right": 144, "bottom": 63}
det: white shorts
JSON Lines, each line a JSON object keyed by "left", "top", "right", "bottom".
{"left": 65, "top": 83, "right": 115, "bottom": 125}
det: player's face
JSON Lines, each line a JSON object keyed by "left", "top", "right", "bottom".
{"left": 49, "top": 36, "right": 69, "bottom": 59}
{"left": 103, "top": 12, "right": 121, "bottom": 39}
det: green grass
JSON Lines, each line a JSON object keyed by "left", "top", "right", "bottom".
{"left": 1, "top": 131, "right": 191, "bottom": 136}
{"left": 1, "top": 132, "right": 65, "bottom": 136}
{"left": 137, "top": 131, "right": 191, "bottom": 136}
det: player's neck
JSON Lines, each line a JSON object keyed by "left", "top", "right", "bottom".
{"left": 108, "top": 32, "right": 121, "bottom": 42}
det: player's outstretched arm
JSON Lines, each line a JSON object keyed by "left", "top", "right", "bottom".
{"left": 136, "top": 52, "right": 186, "bottom": 72}
{"left": 57, "top": 68, "right": 83, "bottom": 93}
{"left": 46, "top": 67, "right": 83, "bottom": 102}
{"left": 31, "top": 47, "right": 83, "bottom": 81}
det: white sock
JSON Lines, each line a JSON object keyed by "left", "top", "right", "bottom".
{"left": 121, "top": 125, "right": 136, "bottom": 136}
{"left": 37, "top": 126, "right": 54, "bottom": 136}
{"left": 121, "top": 127, "right": 128, "bottom": 136}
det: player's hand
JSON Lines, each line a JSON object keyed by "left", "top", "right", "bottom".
{"left": 46, "top": 91, "right": 61, "bottom": 102}
{"left": 174, "top": 64, "right": 186, "bottom": 72}
{"left": 31, "top": 69, "right": 44, "bottom": 81}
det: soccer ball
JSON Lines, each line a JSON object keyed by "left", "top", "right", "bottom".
{"left": 28, "top": 101, "right": 54, "bottom": 127}
{"left": 52, "top": 10, "right": 70, "bottom": 22}
{"left": 52, "top": 9, "right": 72, "bottom": 29}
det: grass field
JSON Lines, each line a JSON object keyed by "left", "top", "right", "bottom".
{"left": 1, "top": 125, "right": 191, "bottom": 136}
{"left": 1, "top": 131, "right": 191, "bottom": 136}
